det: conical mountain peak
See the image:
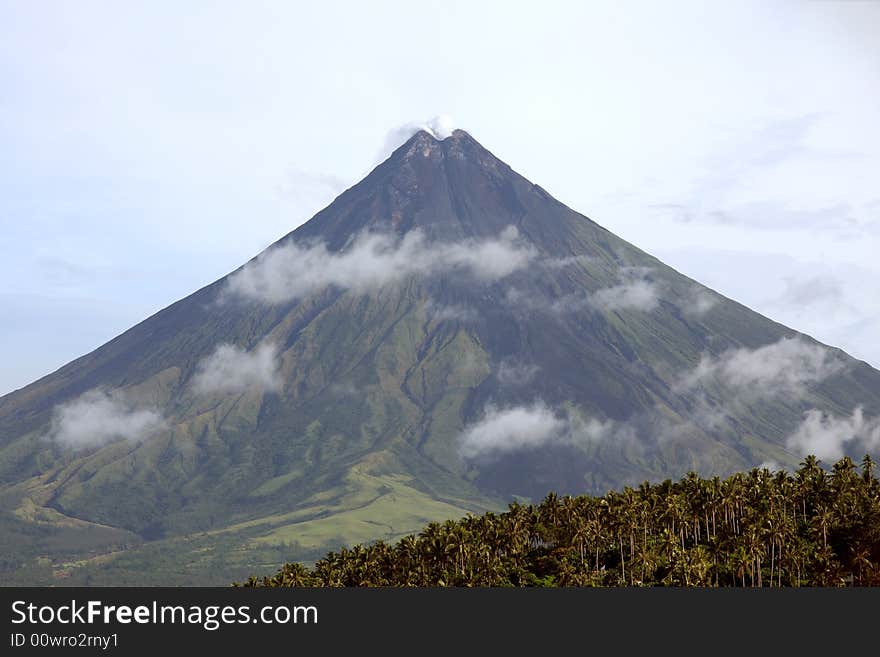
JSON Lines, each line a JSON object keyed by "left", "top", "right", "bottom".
{"left": 3, "top": 122, "right": 880, "bottom": 585}
{"left": 394, "top": 128, "right": 445, "bottom": 161}
{"left": 291, "top": 127, "right": 529, "bottom": 247}
{"left": 404, "top": 126, "right": 478, "bottom": 143}
{"left": 393, "top": 127, "right": 492, "bottom": 163}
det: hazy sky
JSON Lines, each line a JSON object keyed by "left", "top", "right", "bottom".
{"left": 1, "top": 0, "right": 878, "bottom": 395}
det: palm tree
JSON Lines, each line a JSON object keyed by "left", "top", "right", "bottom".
{"left": 241, "top": 454, "right": 880, "bottom": 589}
{"left": 860, "top": 454, "right": 875, "bottom": 486}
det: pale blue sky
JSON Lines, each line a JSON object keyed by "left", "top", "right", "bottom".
{"left": 1, "top": 0, "right": 879, "bottom": 394}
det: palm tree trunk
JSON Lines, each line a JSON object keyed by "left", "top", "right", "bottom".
{"left": 778, "top": 543, "right": 783, "bottom": 587}
{"left": 770, "top": 542, "right": 774, "bottom": 588}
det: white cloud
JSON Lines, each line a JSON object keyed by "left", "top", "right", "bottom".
{"left": 505, "top": 267, "right": 661, "bottom": 315}
{"left": 380, "top": 115, "right": 457, "bottom": 160}
{"left": 192, "top": 342, "right": 282, "bottom": 395}
{"left": 684, "top": 287, "right": 718, "bottom": 316}
{"left": 592, "top": 279, "right": 660, "bottom": 312}
{"left": 592, "top": 267, "right": 662, "bottom": 312}
{"left": 542, "top": 255, "right": 596, "bottom": 270}
{"left": 568, "top": 413, "right": 629, "bottom": 446}
{"left": 496, "top": 359, "right": 540, "bottom": 386}
{"left": 459, "top": 401, "right": 622, "bottom": 459}
{"left": 504, "top": 287, "right": 563, "bottom": 314}
{"left": 47, "top": 389, "right": 165, "bottom": 450}
{"left": 424, "top": 115, "right": 456, "bottom": 140}
{"left": 226, "top": 226, "right": 535, "bottom": 304}
{"left": 786, "top": 406, "right": 880, "bottom": 461}
{"left": 651, "top": 398, "right": 733, "bottom": 445}
{"left": 679, "top": 337, "right": 843, "bottom": 397}
{"left": 425, "top": 300, "right": 478, "bottom": 323}
{"left": 459, "top": 402, "right": 566, "bottom": 459}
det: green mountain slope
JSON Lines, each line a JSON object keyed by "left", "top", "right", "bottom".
{"left": 1, "top": 129, "right": 878, "bottom": 584}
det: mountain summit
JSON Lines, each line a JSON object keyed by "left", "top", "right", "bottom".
{"left": 2, "top": 129, "right": 879, "bottom": 584}
{"left": 294, "top": 128, "right": 573, "bottom": 246}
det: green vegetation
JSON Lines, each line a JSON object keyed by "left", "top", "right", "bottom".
{"left": 4, "top": 130, "right": 880, "bottom": 584}
{"left": 241, "top": 455, "right": 880, "bottom": 587}
{"left": 0, "top": 468, "right": 488, "bottom": 585}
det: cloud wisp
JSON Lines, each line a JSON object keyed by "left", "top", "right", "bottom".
{"left": 496, "top": 359, "right": 540, "bottom": 386}
{"left": 459, "top": 401, "right": 625, "bottom": 459}
{"left": 458, "top": 402, "right": 565, "bottom": 459}
{"left": 592, "top": 279, "right": 660, "bottom": 312}
{"left": 786, "top": 406, "right": 880, "bottom": 461}
{"left": 425, "top": 300, "right": 479, "bottom": 323}
{"left": 591, "top": 267, "right": 661, "bottom": 313}
{"left": 379, "top": 115, "right": 457, "bottom": 161}
{"left": 678, "top": 337, "right": 843, "bottom": 398}
{"left": 458, "top": 393, "right": 880, "bottom": 466}
{"left": 506, "top": 267, "right": 661, "bottom": 316}
{"left": 192, "top": 342, "right": 282, "bottom": 395}
{"left": 226, "top": 226, "right": 535, "bottom": 304}
{"left": 47, "top": 389, "right": 165, "bottom": 450}
{"left": 684, "top": 287, "right": 719, "bottom": 317}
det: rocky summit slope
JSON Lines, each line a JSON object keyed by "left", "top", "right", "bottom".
{"left": 2, "top": 129, "right": 878, "bottom": 584}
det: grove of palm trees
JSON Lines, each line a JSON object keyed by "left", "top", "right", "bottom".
{"left": 240, "top": 455, "right": 880, "bottom": 587}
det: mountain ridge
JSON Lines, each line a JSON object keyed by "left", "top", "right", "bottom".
{"left": 1, "top": 128, "right": 878, "bottom": 584}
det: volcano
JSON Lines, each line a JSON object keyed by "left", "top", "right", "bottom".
{"left": 2, "top": 129, "right": 879, "bottom": 584}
